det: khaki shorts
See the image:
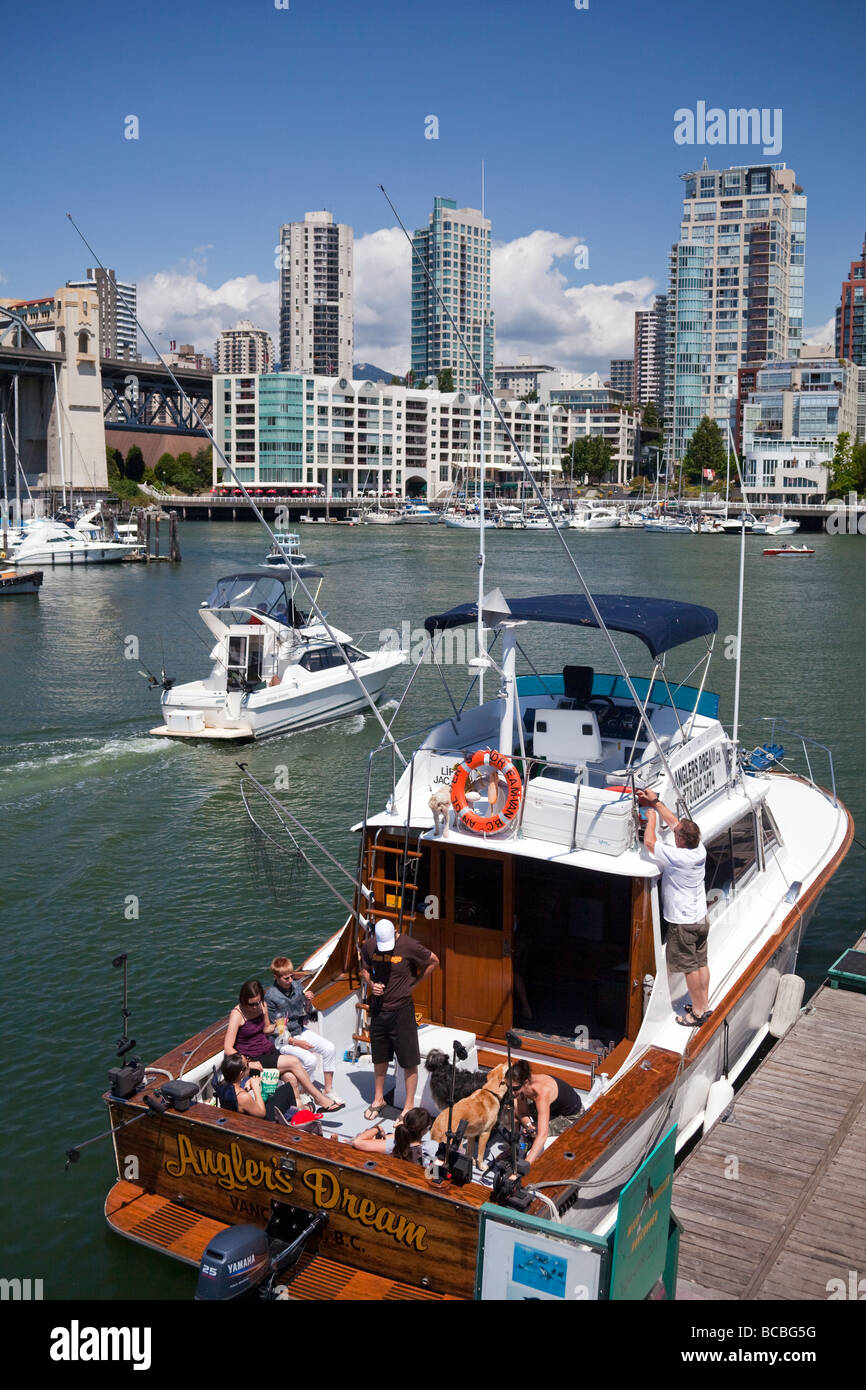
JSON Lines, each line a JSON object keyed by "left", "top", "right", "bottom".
{"left": 665, "top": 918, "right": 709, "bottom": 973}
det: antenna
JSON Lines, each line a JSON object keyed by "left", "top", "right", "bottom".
{"left": 378, "top": 184, "right": 692, "bottom": 811}
{"left": 64, "top": 213, "right": 405, "bottom": 766}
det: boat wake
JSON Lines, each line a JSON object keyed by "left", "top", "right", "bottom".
{"left": 0, "top": 734, "right": 177, "bottom": 807}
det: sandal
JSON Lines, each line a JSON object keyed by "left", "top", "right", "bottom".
{"left": 363, "top": 1103, "right": 385, "bottom": 1121}
{"left": 677, "top": 1007, "right": 713, "bottom": 1027}
{"left": 318, "top": 1100, "right": 346, "bottom": 1114}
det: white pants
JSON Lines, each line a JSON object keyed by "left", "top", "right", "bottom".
{"left": 278, "top": 1029, "right": 337, "bottom": 1081}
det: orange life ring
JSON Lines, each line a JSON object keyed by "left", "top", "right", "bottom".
{"left": 450, "top": 748, "right": 522, "bottom": 835}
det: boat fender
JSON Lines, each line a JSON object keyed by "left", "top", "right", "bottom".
{"left": 769, "top": 973, "right": 805, "bottom": 1039}
{"left": 450, "top": 748, "right": 522, "bottom": 835}
{"left": 702, "top": 1078, "right": 734, "bottom": 1136}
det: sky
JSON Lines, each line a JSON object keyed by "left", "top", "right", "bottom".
{"left": 2, "top": 0, "right": 864, "bottom": 376}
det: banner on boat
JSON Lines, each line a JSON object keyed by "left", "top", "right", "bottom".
{"left": 671, "top": 739, "right": 726, "bottom": 808}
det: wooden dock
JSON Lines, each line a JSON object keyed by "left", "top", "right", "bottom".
{"left": 674, "top": 942, "right": 866, "bottom": 1300}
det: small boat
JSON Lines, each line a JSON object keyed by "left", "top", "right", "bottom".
{"left": 763, "top": 544, "right": 815, "bottom": 557}
{"left": 150, "top": 566, "right": 406, "bottom": 741}
{"left": 264, "top": 532, "right": 307, "bottom": 567}
{"left": 568, "top": 505, "right": 620, "bottom": 531}
{"left": 0, "top": 568, "right": 43, "bottom": 595}
{"left": 399, "top": 503, "right": 441, "bottom": 524}
{"left": 759, "top": 513, "right": 800, "bottom": 536}
{"left": 443, "top": 512, "right": 500, "bottom": 530}
{"left": 644, "top": 515, "right": 694, "bottom": 534}
{"left": 7, "top": 520, "right": 137, "bottom": 565}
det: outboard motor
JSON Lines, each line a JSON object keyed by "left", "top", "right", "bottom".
{"left": 195, "top": 1203, "right": 328, "bottom": 1300}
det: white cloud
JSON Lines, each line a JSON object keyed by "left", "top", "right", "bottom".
{"left": 803, "top": 315, "right": 835, "bottom": 348}
{"left": 136, "top": 227, "right": 656, "bottom": 375}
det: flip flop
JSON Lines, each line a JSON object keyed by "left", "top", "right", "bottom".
{"left": 364, "top": 1103, "right": 385, "bottom": 1121}
{"left": 318, "top": 1101, "right": 346, "bottom": 1114}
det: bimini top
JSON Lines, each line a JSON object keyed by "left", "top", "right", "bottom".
{"left": 424, "top": 593, "right": 718, "bottom": 659}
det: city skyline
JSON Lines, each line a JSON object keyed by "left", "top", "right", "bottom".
{"left": 2, "top": 0, "right": 862, "bottom": 380}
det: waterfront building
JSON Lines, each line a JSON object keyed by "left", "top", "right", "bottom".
{"left": 665, "top": 163, "right": 806, "bottom": 465}
{"left": 66, "top": 268, "right": 137, "bottom": 360}
{"left": 565, "top": 403, "right": 638, "bottom": 487}
{"left": 412, "top": 196, "right": 493, "bottom": 392}
{"left": 742, "top": 440, "right": 831, "bottom": 504}
{"left": 212, "top": 372, "right": 568, "bottom": 499}
{"left": 536, "top": 370, "right": 618, "bottom": 406}
{"left": 215, "top": 321, "right": 273, "bottom": 375}
{"left": 278, "top": 211, "right": 353, "bottom": 377}
{"left": 835, "top": 231, "right": 866, "bottom": 368}
{"left": 494, "top": 359, "right": 556, "bottom": 396}
{"left": 633, "top": 296, "right": 667, "bottom": 409}
{"left": 608, "top": 359, "right": 634, "bottom": 402}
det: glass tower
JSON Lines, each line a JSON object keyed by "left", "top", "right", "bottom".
{"left": 411, "top": 196, "right": 493, "bottom": 390}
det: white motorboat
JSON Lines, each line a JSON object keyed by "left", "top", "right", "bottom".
{"left": 569, "top": 505, "right": 620, "bottom": 531}
{"left": 399, "top": 503, "right": 441, "bottom": 524}
{"left": 7, "top": 520, "right": 137, "bottom": 565}
{"left": 759, "top": 513, "right": 800, "bottom": 536}
{"left": 443, "top": 512, "right": 500, "bottom": 530}
{"left": 150, "top": 566, "right": 406, "bottom": 741}
{"left": 644, "top": 515, "right": 695, "bottom": 534}
{"left": 264, "top": 532, "right": 307, "bottom": 566}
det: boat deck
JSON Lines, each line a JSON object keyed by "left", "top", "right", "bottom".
{"left": 673, "top": 933, "right": 866, "bottom": 1300}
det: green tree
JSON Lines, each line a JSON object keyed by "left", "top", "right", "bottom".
{"left": 562, "top": 436, "right": 615, "bottom": 483}
{"left": 436, "top": 368, "right": 455, "bottom": 393}
{"left": 519, "top": 389, "right": 539, "bottom": 403}
{"left": 829, "top": 432, "right": 866, "bottom": 496}
{"left": 390, "top": 375, "right": 403, "bottom": 386}
{"left": 124, "top": 444, "right": 145, "bottom": 482}
{"left": 681, "top": 416, "right": 727, "bottom": 485}
{"left": 642, "top": 400, "right": 661, "bottom": 429}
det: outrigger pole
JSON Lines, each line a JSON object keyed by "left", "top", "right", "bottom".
{"left": 379, "top": 186, "right": 692, "bottom": 813}
{"left": 64, "top": 214, "right": 407, "bottom": 766}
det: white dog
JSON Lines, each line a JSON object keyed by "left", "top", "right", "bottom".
{"left": 428, "top": 787, "right": 452, "bottom": 837}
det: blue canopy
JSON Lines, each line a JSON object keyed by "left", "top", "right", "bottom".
{"left": 424, "top": 593, "right": 718, "bottom": 658}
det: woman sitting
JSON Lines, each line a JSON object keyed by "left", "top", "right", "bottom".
{"left": 215, "top": 1055, "right": 303, "bottom": 1122}
{"left": 223, "top": 979, "right": 343, "bottom": 1113}
{"left": 352, "top": 1108, "right": 437, "bottom": 1167}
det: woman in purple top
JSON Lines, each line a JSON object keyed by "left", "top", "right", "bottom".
{"left": 222, "top": 979, "right": 343, "bottom": 1112}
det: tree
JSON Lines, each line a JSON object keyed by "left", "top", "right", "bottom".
{"left": 642, "top": 400, "right": 661, "bottom": 429}
{"left": 124, "top": 444, "right": 145, "bottom": 482}
{"left": 562, "top": 436, "right": 615, "bottom": 483}
{"left": 681, "top": 416, "right": 727, "bottom": 485}
{"left": 390, "top": 375, "right": 403, "bottom": 386}
{"left": 519, "top": 389, "right": 539, "bottom": 403}
{"left": 829, "top": 432, "right": 866, "bottom": 497}
{"left": 436, "top": 368, "right": 455, "bottom": 393}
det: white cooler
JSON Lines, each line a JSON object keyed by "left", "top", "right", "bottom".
{"left": 394, "top": 1024, "right": 478, "bottom": 1113}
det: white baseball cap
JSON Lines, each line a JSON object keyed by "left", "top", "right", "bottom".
{"left": 374, "top": 918, "right": 396, "bottom": 951}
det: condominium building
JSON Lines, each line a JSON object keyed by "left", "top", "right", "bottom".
{"left": 212, "top": 372, "right": 568, "bottom": 498}
{"left": 536, "top": 370, "right": 616, "bottom": 406}
{"left": 66, "top": 268, "right": 137, "bottom": 360}
{"left": 411, "top": 196, "right": 493, "bottom": 392}
{"left": 608, "top": 359, "right": 634, "bottom": 402}
{"left": 835, "top": 231, "right": 866, "bottom": 367}
{"left": 215, "top": 320, "right": 274, "bottom": 375}
{"left": 565, "top": 405, "right": 638, "bottom": 487}
{"left": 494, "top": 360, "right": 556, "bottom": 396}
{"left": 633, "top": 295, "right": 667, "bottom": 409}
{"left": 278, "top": 211, "right": 353, "bottom": 376}
{"left": 665, "top": 163, "right": 806, "bottom": 464}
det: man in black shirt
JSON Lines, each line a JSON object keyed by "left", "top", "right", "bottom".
{"left": 359, "top": 918, "right": 439, "bottom": 1120}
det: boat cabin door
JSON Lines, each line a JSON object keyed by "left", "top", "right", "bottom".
{"left": 442, "top": 849, "right": 513, "bottom": 1040}
{"left": 226, "top": 629, "right": 265, "bottom": 691}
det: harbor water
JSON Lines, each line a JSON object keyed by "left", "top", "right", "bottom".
{"left": 1, "top": 520, "right": 864, "bottom": 1299}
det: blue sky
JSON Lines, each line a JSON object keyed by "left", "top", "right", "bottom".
{"left": 3, "top": 0, "right": 864, "bottom": 372}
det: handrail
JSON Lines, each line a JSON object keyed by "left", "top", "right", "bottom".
{"left": 740, "top": 716, "right": 837, "bottom": 807}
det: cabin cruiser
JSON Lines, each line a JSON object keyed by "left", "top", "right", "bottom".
{"left": 758, "top": 513, "right": 800, "bottom": 536}
{"left": 399, "top": 502, "right": 441, "bottom": 524}
{"left": 110, "top": 589, "right": 851, "bottom": 1296}
{"left": 569, "top": 505, "right": 620, "bottom": 531}
{"left": 6, "top": 519, "right": 137, "bottom": 565}
{"left": 150, "top": 567, "right": 405, "bottom": 741}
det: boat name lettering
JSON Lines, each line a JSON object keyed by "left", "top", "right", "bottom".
{"left": 165, "top": 1135, "right": 295, "bottom": 1195}
{"left": 301, "top": 1168, "right": 429, "bottom": 1251}
{"left": 674, "top": 745, "right": 723, "bottom": 805}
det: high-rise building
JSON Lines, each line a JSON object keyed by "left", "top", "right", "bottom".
{"left": 495, "top": 360, "right": 556, "bottom": 396}
{"left": 216, "top": 320, "right": 274, "bottom": 375}
{"left": 66, "top": 268, "right": 137, "bottom": 360}
{"left": 278, "top": 211, "right": 353, "bottom": 376}
{"left": 608, "top": 359, "right": 634, "bottom": 401}
{"left": 633, "top": 295, "right": 667, "bottom": 409}
{"left": 835, "top": 232, "right": 866, "bottom": 367}
{"left": 665, "top": 163, "right": 806, "bottom": 463}
{"left": 411, "top": 196, "right": 493, "bottom": 391}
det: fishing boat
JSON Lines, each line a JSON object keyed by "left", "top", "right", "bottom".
{"left": 107, "top": 587, "right": 852, "bottom": 1296}
{"left": 149, "top": 566, "right": 405, "bottom": 741}
{"left": 0, "top": 567, "right": 43, "bottom": 595}
{"left": 763, "top": 545, "right": 814, "bottom": 557}
{"left": 263, "top": 532, "right": 307, "bottom": 566}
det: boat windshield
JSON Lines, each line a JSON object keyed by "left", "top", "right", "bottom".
{"left": 205, "top": 575, "right": 295, "bottom": 626}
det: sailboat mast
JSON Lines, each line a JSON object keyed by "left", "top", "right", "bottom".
{"left": 476, "top": 160, "right": 487, "bottom": 704}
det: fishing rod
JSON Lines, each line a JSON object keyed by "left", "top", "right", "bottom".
{"left": 379, "top": 184, "right": 692, "bottom": 814}
{"left": 64, "top": 213, "right": 406, "bottom": 767}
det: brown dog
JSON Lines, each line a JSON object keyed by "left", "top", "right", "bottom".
{"left": 430, "top": 1062, "right": 509, "bottom": 1172}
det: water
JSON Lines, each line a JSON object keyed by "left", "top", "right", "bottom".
{"left": 1, "top": 521, "right": 863, "bottom": 1298}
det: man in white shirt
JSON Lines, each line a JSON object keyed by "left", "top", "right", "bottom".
{"left": 638, "top": 790, "right": 711, "bottom": 1027}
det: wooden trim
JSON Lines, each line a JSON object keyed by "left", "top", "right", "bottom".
{"left": 598, "top": 1038, "right": 634, "bottom": 1079}
{"left": 627, "top": 878, "right": 656, "bottom": 1039}
{"left": 684, "top": 797, "right": 855, "bottom": 1063}
{"left": 477, "top": 1043, "right": 595, "bottom": 1090}
{"left": 106, "top": 1180, "right": 227, "bottom": 1265}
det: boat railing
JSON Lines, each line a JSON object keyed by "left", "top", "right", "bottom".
{"left": 741, "top": 716, "right": 838, "bottom": 807}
